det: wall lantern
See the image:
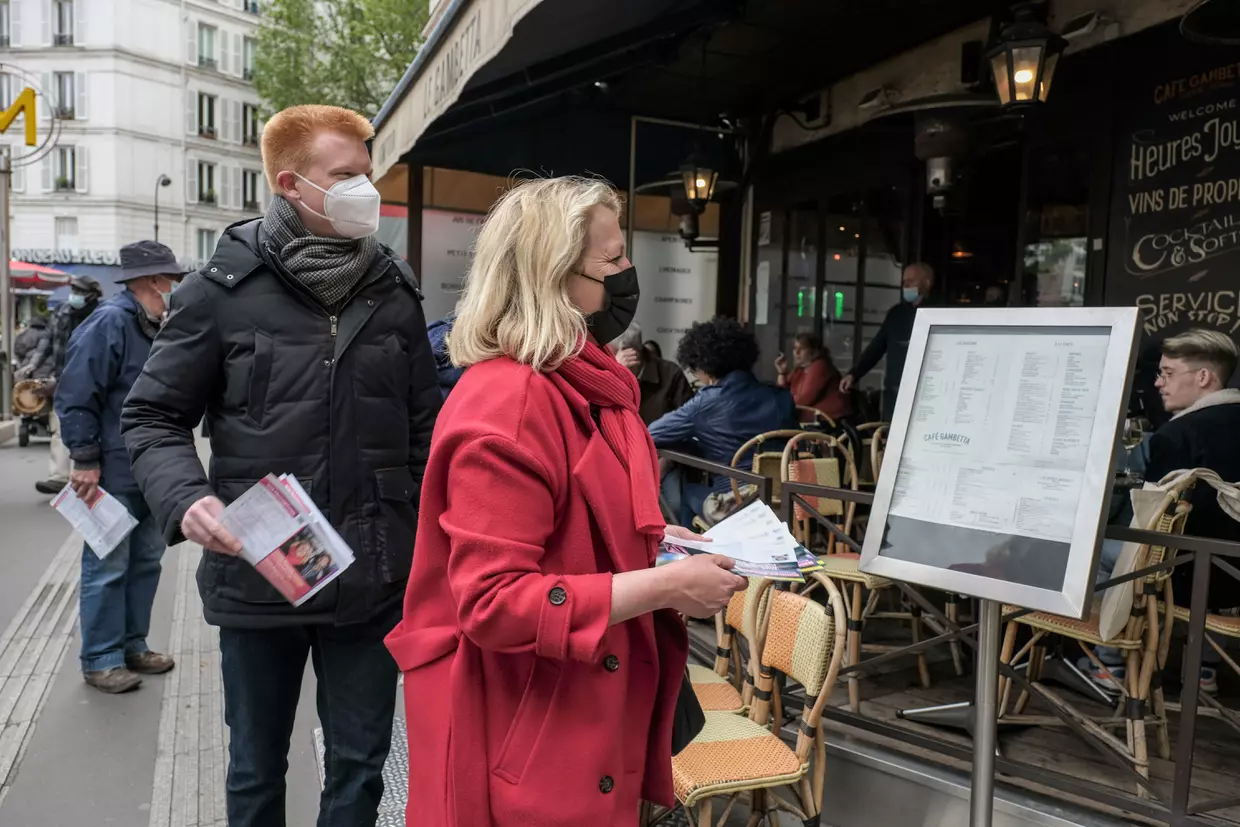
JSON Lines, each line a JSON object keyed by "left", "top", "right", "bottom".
{"left": 679, "top": 154, "right": 718, "bottom": 210}
{"left": 987, "top": 3, "right": 1068, "bottom": 107}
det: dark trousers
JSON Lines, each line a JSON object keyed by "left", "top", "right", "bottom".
{"left": 219, "top": 611, "right": 399, "bottom": 827}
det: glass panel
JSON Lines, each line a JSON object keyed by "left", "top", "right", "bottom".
{"left": 1039, "top": 52, "right": 1060, "bottom": 102}
{"left": 1021, "top": 140, "right": 1091, "bottom": 308}
{"left": 751, "top": 210, "right": 785, "bottom": 382}
{"left": 990, "top": 52, "right": 1011, "bottom": 105}
{"left": 1011, "top": 45, "right": 1042, "bottom": 102}
{"left": 783, "top": 207, "right": 819, "bottom": 341}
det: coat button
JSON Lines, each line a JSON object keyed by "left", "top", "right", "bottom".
{"left": 548, "top": 586, "right": 567, "bottom": 606}
{"left": 599, "top": 775, "right": 614, "bottom": 794}
{"left": 367, "top": 299, "right": 375, "bottom": 306}
{"left": 604, "top": 655, "right": 619, "bottom": 672}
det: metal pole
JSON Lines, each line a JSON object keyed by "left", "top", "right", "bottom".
{"left": 970, "top": 599, "right": 1002, "bottom": 827}
{"left": 0, "top": 146, "right": 12, "bottom": 422}
{"left": 153, "top": 177, "right": 161, "bottom": 242}
{"left": 626, "top": 115, "right": 636, "bottom": 257}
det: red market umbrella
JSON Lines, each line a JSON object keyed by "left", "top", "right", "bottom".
{"left": 9, "top": 260, "right": 72, "bottom": 290}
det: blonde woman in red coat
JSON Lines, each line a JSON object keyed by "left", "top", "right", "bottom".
{"left": 385, "top": 176, "right": 747, "bottom": 827}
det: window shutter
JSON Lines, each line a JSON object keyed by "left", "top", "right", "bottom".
{"left": 11, "top": 0, "right": 21, "bottom": 47}
{"left": 232, "top": 166, "right": 242, "bottom": 209}
{"left": 40, "top": 72, "right": 51, "bottom": 122}
{"left": 186, "top": 156, "right": 197, "bottom": 204}
{"left": 220, "top": 164, "right": 233, "bottom": 207}
{"left": 219, "top": 96, "right": 231, "bottom": 141}
{"left": 12, "top": 164, "right": 25, "bottom": 193}
{"left": 231, "top": 100, "right": 241, "bottom": 143}
{"left": 218, "top": 30, "right": 229, "bottom": 74}
{"left": 186, "top": 90, "right": 196, "bottom": 135}
{"left": 73, "top": 0, "right": 84, "bottom": 44}
{"left": 186, "top": 19, "right": 197, "bottom": 64}
{"left": 41, "top": 157, "right": 52, "bottom": 192}
{"left": 232, "top": 33, "right": 242, "bottom": 77}
{"left": 74, "top": 146, "right": 88, "bottom": 193}
{"left": 0, "top": 75, "right": 9, "bottom": 109}
{"left": 75, "top": 72, "right": 87, "bottom": 120}
{"left": 40, "top": 0, "right": 50, "bottom": 45}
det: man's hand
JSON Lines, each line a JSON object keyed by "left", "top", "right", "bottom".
{"left": 69, "top": 467, "right": 101, "bottom": 503}
{"left": 839, "top": 373, "right": 855, "bottom": 393}
{"left": 616, "top": 348, "right": 641, "bottom": 371}
{"left": 182, "top": 495, "right": 244, "bottom": 555}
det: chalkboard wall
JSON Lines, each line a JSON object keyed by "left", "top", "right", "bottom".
{"left": 1106, "top": 28, "right": 1240, "bottom": 347}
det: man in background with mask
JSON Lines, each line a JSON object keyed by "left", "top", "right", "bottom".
{"left": 56, "top": 241, "right": 185, "bottom": 694}
{"left": 20, "top": 274, "right": 103, "bottom": 494}
{"left": 839, "top": 261, "right": 934, "bottom": 419}
{"left": 121, "top": 105, "right": 440, "bottom": 827}
{"left": 612, "top": 322, "right": 693, "bottom": 423}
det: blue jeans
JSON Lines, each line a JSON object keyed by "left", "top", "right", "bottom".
{"left": 661, "top": 467, "right": 713, "bottom": 527}
{"left": 79, "top": 490, "right": 166, "bottom": 672}
{"left": 219, "top": 608, "right": 399, "bottom": 827}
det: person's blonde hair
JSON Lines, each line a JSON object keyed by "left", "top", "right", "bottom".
{"left": 449, "top": 176, "right": 622, "bottom": 372}
{"left": 260, "top": 105, "right": 374, "bottom": 190}
{"left": 1162, "top": 328, "right": 1239, "bottom": 385}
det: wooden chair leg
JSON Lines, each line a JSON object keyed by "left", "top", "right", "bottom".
{"left": 1152, "top": 682, "right": 1171, "bottom": 761}
{"left": 997, "top": 621, "right": 1019, "bottom": 714}
{"left": 848, "top": 582, "right": 863, "bottom": 712}
{"left": 1127, "top": 649, "right": 1151, "bottom": 798}
{"left": 911, "top": 603, "right": 932, "bottom": 689}
{"left": 697, "top": 797, "right": 713, "bottom": 827}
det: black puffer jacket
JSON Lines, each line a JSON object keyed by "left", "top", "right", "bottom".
{"left": 121, "top": 219, "right": 441, "bottom": 628}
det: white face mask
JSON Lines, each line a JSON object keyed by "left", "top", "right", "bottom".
{"left": 293, "top": 173, "right": 381, "bottom": 239}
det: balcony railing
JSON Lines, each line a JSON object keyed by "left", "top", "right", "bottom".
{"left": 243, "top": 199, "right": 259, "bottom": 212}
{"left": 244, "top": 135, "right": 258, "bottom": 147}
{"left": 0, "top": 35, "right": 10, "bottom": 48}
{"left": 199, "top": 191, "right": 217, "bottom": 205}
{"left": 198, "top": 56, "right": 217, "bottom": 70}
{"left": 243, "top": 68, "right": 254, "bottom": 81}
{"left": 53, "top": 32, "right": 74, "bottom": 46}
{"left": 198, "top": 125, "right": 217, "bottom": 139}
{"left": 55, "top": 106, "right": 75, "bottom": 120}
{"left": 54, "top": 178, "right": 75, "bottom": 192}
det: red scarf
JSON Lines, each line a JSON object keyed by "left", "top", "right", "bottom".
{"left": 555, "top": 340, "right": 665, "bottom": 538}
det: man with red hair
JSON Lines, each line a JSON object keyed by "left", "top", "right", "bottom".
{"left": 122, "top": 105, "right": 440, "bottom": 827}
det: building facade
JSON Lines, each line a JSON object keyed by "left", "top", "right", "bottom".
{"left": 1, "top": 0, "right": 267, "bottom": 286}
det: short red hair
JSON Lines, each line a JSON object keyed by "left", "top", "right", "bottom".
{"left": 261, "top": 104, "right": 374, "bottom": 190}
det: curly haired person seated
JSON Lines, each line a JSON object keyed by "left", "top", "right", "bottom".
{"left": 649, "top": 318, "right": 796, "bottom": 526}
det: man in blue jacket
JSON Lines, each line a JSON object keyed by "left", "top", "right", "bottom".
{"left": 427, "top": 312, "right": 464, "bottom": 399}
{"left": 56, "top": 241, "right": 186, "bottom": 694}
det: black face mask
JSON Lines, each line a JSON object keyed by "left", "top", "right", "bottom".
{"left": 580, "top": 265, "right": 640, "bottom": 346}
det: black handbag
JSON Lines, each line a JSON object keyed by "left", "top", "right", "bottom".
{"left": 671, "top": 668, "right": 706, "bottom": 755}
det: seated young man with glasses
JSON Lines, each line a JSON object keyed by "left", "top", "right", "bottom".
{"left": 1087, "top": 329, "right": 1240, "bottom": 695}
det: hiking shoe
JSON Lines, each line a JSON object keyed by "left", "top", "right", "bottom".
{"left": 125, "top": 651, "right": 175, "bottom": 675}
{"left": 35, "top": 479, "right": 66, "bottom": 495}
{"left": 1201, "top": 666, "right": 1219, "bottom": 695}
{"left": 84, "top": 667, "right": 142, "bottom": 694}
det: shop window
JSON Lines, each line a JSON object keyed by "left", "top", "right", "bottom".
{"left": 1021, "top": 141, "right": 1091, "bottom": 308}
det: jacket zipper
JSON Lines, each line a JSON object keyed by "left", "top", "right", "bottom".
{"left": 329, "top": 315, "right": 338, "bottom": 337}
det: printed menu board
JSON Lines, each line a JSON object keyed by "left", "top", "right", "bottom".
{"left": 861, "top": 310, "right": 1139, "bottom": 618}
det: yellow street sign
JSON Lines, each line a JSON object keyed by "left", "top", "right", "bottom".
{"left": 0, "top": 87, "right": 36, "bottom": 147}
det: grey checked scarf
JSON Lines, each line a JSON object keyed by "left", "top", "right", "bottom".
{"left": 260, "top": 196, "right": 380, "bottom": 308}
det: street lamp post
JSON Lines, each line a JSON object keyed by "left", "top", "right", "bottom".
{"left": 153, "top": 174, "right": 172, "bottom": 242}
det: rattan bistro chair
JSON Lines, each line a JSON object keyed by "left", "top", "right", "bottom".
{"left": 672, "top": 574, "right": 847, "bottom": 827}
{"left": 796, "top": 406, "right": 836, "bottom": 429}
{"left": 997, "top": 484, "right": 1193, "bottom": 797}
{"left": 730, "top": 429, "right": 811, "bottom": 513}
{"left": 691, "top": 578, "right": 773, "bottom": 716}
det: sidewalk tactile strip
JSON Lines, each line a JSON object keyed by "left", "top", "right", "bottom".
{"left": 313, "top": 716, "right": 407, "bottom": 823}
{"left": 148, "top": 544, "right": 227, "bottom": 827}
{"left": 0, "top": 532, "right": 82, "bottom": 810}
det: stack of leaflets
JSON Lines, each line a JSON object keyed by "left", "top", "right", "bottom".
{"left": 217, "top": 474, "right": 355, "bottom": 606}
{"left": 658, "top": 501, "right": 823, "bottom": 583}
{"left": 52, "top": 485, "right": 139, "bottom": 559}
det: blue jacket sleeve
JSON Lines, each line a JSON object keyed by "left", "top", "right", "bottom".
{"left": 648, "top": 391, "right": 706, "bottom": 447}
{"left": 54, "top": 311, "right": 123, "bottom": 469}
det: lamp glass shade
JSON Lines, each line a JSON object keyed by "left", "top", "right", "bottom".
{"left": 1010, "top": 44, "right": 1043, "bottom": 101}
{"left": 680, "top": 163, "right": 718, "bottom": 203}
{"left": 1039, "top": 51, "right": 1060, "bottom": 102}
{"left": 990, "top": 52, "right": 1012, "bottom": 105}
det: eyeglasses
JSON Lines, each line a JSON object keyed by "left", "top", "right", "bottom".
{"left": 1158, "top": 367, "right": 1204, "bottom": 380}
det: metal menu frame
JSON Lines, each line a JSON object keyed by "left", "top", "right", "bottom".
{"left": 859, "top": 307, "right": 1141, "bottom": 618}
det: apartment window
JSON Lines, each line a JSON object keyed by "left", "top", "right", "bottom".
{"left": 243, "top": 0, "right": 259, "bottom": 15}
{"left": 53, "top": 0, "right": 73, "bottom": 45}
{"left": 242, "top": 36, "right": 255, "bottom": 80}
{"left": 0, "top": 1, "right": 11, "bottom": 48}
{"left": 242, "top": 169, "right": 260, "bottom": 211}
{"left": 242, "top": 104, "right": 259, "bottom": 146}
{"left": 197, "top": 92, "right": 216, "bottom": 137}
{"left": 54, "top": 146, "right": 75, "bottom": 190}
{"left": 54, "top": 217, "right": 78, "bottom": 249}
{"left": 196, "top": 229, "right": 216, "bottom": 264}
{"left": 53, "top": 72, "right": 74, "bottom": 118}
{"left": 197, "top": 161, "right": 216, "bottom": 203}
{"left": 197, "top": 23, "right": 216, "bottom": 68}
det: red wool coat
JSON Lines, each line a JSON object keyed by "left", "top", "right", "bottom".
{"left": 385, "top": 356, "right": 689, "bottom": 827}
